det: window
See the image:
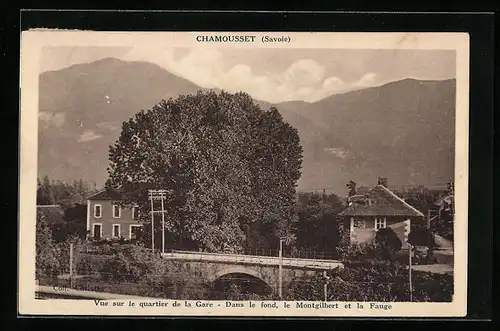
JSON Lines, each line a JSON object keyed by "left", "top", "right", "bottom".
{"left": 132, "top": 207, "right": 138, "bottom": 219}
{"left": 93, "top": 223, "right": 102, "bottom": 239}
{"left": 130, "top": 225, "right": 142, "bottom": 240}
{"left": 354, "top": 219, "right": 366, "bottom": 229}
{"left": 374, "top": 217, "right": 387, "bottom": 230}
{"left": 94, "top": 204, "right": 102, "bottom": 218}
{"left": 113, "top": 204, "right": 121, "bottom": 218}
{"left": 112, "top": 224, "right": 121, "bottom": 238}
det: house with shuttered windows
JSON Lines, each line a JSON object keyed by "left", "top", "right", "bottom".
{"left": 338, "top": 179, "right": 425, "bottom": 249}
{"left": 86, "top": 189, "right": 143, "bottom": 241}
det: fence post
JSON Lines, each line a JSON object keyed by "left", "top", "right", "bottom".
{"left": 409, "top": 244, "right": 413, "bottom": 302}
{"left": 69, "top": 243, "right": 74, "bottom": 289}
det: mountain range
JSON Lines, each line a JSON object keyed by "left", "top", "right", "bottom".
{"left": 38, "top": 58, "right": 456, "bottom": 196}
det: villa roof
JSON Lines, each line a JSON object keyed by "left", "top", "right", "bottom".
{"left": 339, "top": 185, "right": 425, "bottom": 218}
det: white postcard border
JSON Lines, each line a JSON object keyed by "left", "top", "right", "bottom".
{"left": 19, "top": 31, "right": 469, "bottom": 317}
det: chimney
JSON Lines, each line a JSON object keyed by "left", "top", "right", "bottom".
{"left": 377, "top": 177, "right": 388, "bottom": 187}
{"left": 346, "top": 180, "right": 357, "bottom": 198}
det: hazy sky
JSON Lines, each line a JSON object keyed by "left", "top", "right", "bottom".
{"left": 40, "top": 46, "right": 456, "bottom": 103}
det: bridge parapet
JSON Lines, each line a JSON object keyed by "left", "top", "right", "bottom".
{"left": 160, "top": 250, "right": 343, "bottom": 270}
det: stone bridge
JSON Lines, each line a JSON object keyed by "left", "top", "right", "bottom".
{"left": 160, "top": 250, "right": 344, "bottom": 296}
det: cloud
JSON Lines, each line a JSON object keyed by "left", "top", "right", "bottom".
{"left": 322, "top": 76, "right": 345, "bottom": 90}
{"left": 281, "top": 59, "right": 326, "bottom": 88}
{"left": 355, "top": 72, "right": 377, "bottom": 87}
{"left": 39, "top": 112, "right": 65, "bottom": 128}
{"left": 118, "top": 48, "right": 379, "bottom": 103}
{"left": 324, "top": 147, "right": 351, "bottom": 159}
{"left": 78, "top": 130, "right": 102, "bottom": 142}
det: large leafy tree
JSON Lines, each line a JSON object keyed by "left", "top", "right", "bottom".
{"left": 107, "top": 91, "right": 303, "bottom": 253}
{"left": 293, "top": 192, "right": 345, "bottom": 257}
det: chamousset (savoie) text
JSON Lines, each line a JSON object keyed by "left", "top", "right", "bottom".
{"left": 194, "top": 35, "right": 291, "bottom": 44}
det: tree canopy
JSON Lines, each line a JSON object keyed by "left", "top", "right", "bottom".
{"left": 37, "top": 175, "right": 97, "bottom": 207}
{"left": 408, "top": 227, "right": 438, "bottom": 248}
{"left": 107, "top": 91, "right": 303, "bottom": 253}
{"left": 294, "top": 192, "right": 344, "bottom": 256}
{"left": 374, "top": 227, "right": 403, "bottom": 260}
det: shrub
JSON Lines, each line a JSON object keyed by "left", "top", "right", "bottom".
{"left": 75, "top": 253, "right": 110, "bottom": 275}
{"left": 374, "top": 227, "right": 403, "bottom": 260}
{"left": 408, "top": 227, "right": 438, "bottom": 249}
{"left": 336, "top": 230, "right": 378, "bottom": 262}
{"left": 36, "top": 211, "right": 60, "bottom": 278}
{"left": 36, "top": 211, "right": 89, "bottom": 278}
{"left": 287, "top": 259, "right": 453, "bottom": 302}
{"left": 95, "top": 244, "right": 212, "bottom": 299}
{"left": 99, "top": 244, "right": 166, "bottom": 284}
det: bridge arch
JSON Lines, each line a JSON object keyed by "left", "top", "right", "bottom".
{"left": 213, "top": 266, "right": 265, "bottom": 282}
{"left": 211, "top": 266, "right": 274, "bottom": 298}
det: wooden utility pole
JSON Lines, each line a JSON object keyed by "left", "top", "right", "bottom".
{"left": 150, "top": 193, "right": 155, "bottom": 253}
{"left": 409, "top": 244, "right": 413, "bottom": 302}
{"left": 69, "top": 243, "right": 74, "bottom": 288}
{"left": 403, "top": 219, "right": 413, "bottom": 302}
{"left": 149, "top": 189, "right": 169, "bottom": 255}
{"left": 278, "top": 238, "right": 284, "bottom": 299}
{"left": 161, "top": 193, "right": 165, "bottom": 254}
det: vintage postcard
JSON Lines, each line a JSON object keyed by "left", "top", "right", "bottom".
{"left": 19, "top": 30, "right": 469, "bottom": 317}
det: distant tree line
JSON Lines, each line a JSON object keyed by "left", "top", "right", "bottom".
{"left": 392, "top": 186, "right": 445, "bottom": 216}
{"left": 37, "top": 175, "right": 97, "bottom": 207}
{"left": 36, "top": 175, "right": 97, "bottom": 242}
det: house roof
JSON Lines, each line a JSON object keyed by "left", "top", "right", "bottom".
{"left": 36, "top": 205, "right": 65, "bottom": 224}
{"left": 87, "top": 188, "right": 123, "bottom": 200}
{"left": 347, "top": 194, "right": 366, "bottom": 204}
{"left": 338, "top": 185, "right": 425, "bottom": 218}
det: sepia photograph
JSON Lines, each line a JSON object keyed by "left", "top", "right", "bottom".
{"left": 19, "top": 31, "right": 469, "bottom": 317}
